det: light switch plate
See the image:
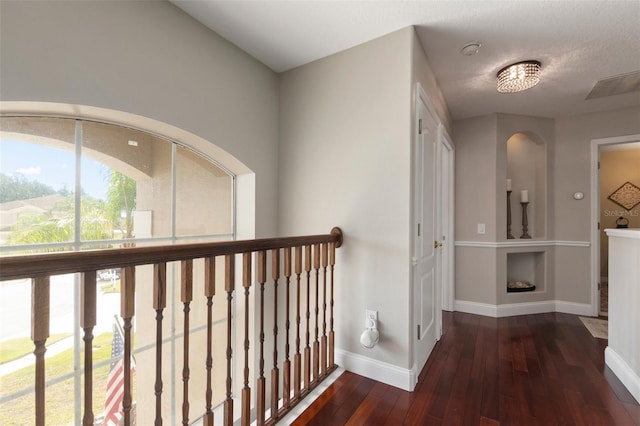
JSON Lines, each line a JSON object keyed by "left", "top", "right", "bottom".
{"left": 477, "top": 223, "right": 486, "bottom": 234}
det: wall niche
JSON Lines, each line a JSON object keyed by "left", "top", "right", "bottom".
{"left": 507, "top": 251, "right": 546, "bottom": 293}
{"left": 506, "top": 132, "right": 547, "bottom": 240}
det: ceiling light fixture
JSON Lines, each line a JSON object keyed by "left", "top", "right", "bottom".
{"left": 496, "top": 60, "right": 541, "bottom": 93}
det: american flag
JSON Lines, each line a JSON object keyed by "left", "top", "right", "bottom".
{"left": 104, "top": 318, "right": 135, "bottom": 426}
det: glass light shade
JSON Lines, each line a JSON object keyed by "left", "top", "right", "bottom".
{"left": 496, "top": 61, "right": 541, "bottom": 93}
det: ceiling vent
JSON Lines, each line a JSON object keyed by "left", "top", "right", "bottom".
{"left": 586, "top": 71, "right": 640, "bottom": 100}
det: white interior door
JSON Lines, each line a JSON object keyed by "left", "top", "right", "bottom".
{"left": 413, "top": 89, "right": 440, "bottom": 374}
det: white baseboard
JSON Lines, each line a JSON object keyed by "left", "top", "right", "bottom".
{"left": 334, "top": 348, "right": 416, "bottom": 391}
{"left": 605, "top": 347, "right": 640, "bottom": 404}
{"left": 453, "top": 300, "right": 498, "bottom": 317}
{"left": 555, "top": 300, "right": 593, "bottom": 316}
{"left": 497, "top": 301, "right": 556, "bottom": 317}
{"left": 276, "top": 367, "right": 345, "bottom": 425}
{"left": 454, "top": 299, "right": 593, "bottom": 318}
{"left": 192, "top": 367, "right": 346, "bottom": 426}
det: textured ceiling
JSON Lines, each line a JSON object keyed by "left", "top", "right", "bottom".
{"left": 172, "top": 1, "right": 640, "bottom": 120}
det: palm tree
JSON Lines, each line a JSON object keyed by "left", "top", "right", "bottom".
{"left": 105, "top": 171, "right": 136, "bottom": 239}
{"left": 5, "top": 170, "right": 136, "bottom": 250}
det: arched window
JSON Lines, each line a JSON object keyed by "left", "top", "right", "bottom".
{"left": 0, "top": 116, "right": 234, "bottom": 424}
{"left": 1, "top": 116, "right": 234, "bottom": 252}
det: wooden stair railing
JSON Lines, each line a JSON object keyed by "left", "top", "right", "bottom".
{"left": 0, "top": 227, "right": 343, "bottom": 426}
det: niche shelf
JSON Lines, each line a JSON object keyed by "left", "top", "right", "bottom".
{"left": 506, "top": 251, "right": 546, "bottom": 294}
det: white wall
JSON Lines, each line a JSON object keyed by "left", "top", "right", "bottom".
{"left": 0, "top": 0, "right": 280, "bottom": 238}
{"left": 605, "top": 230, "right": 640, "bottom": 403}
{"left": 411, "top": 32, "right": 452, "bottom": 134}
{"left": 278, "top": 26, "right": 451, "bottom": 386}
{"left": 554, "top": 107, "right": 640, "bottom": 303}
{"left": 279, "top": 27, "right": 413, "bottom": 371}
{"left": 554, "top": 107, "right": 640, "bottom": 242}
{"left": 453, "top": 107, "right": 640, "bottom": 311}
{"left": 453, "top": 114, "right": 498, "bottom": 242}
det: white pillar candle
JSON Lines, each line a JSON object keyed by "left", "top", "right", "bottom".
{"left": 520, "top": 190, "right": 529, "bottom": 203}
{"left": 507, "top": 179, "right": 512, "bottom": 191}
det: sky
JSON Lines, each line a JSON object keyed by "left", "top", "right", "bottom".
{"left": 0, "top": 138, "right": 108, "bottom": 200}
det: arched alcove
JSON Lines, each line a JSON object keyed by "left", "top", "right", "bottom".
{"left": 503, "top": 130, "right": 549, "bottom": 300}
{"left": 506, "top": 131, "right": 547, "bottom": 239}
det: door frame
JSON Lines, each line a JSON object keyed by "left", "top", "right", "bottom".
{"left": 439, "top": 125, "right": 455, "bottom": 313}
{"left": 412, "top": 83, "right": 447, "bottom": 381}
{"left": 590, "top": 134, "right": 640, "bottom": 316}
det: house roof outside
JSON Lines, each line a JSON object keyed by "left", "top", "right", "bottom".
{"left": 0, "top": 194, "right": 67, "bottom": 242}
{"left": 0, "top": 194, "right": 65, "bottom": 213}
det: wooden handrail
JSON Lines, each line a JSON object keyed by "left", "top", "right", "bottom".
{"left": 2, "top": 227, "right": 343, "bottom": 425}
{"left": 0, "top": 228, "right": 343, "bottom": 281}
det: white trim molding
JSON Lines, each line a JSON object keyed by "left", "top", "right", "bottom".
{"left": 605, "top": 347, "right": 640, "bottom": 404}
{"left": 454, "top": 240, "right": 590, "bottom": 248}
{"left": 605, "top": 229, "right": 640, "bottom": 239}
{"left": 454, "top": 241, "right": 501, "bottom": 248}
{"left": 553, "top": 240, "right": 592, "bottom": 248}
{"left": 335, "top": 349, "right": 417, "bottom": 391}
{"left": 454, "top": 299, "right": 592, "bottom": 318}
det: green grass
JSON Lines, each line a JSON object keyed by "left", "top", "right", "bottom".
{"left": 0, "top": 334, "right": 72, "bottom": 365}
{"left": 0, "top": 332, "right": 121, "bottom": 425}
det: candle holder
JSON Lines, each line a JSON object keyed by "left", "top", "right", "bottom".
{"left": 507, "top": 190, "right": 515, "bottom": 239}
{"left": 520, "top": 202, "right": 531, "bottom": 239}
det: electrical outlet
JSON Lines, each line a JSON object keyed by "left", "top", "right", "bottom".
{"left": 365, "top": 309, "right": 378, "bottom": 322}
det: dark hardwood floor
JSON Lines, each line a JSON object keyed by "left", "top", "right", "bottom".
{"left": 292, "top": 311, "right": 640, "bottom": 425}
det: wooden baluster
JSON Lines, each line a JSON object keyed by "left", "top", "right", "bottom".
{"left": 257, "top": 251, "right": 267, "bottom": 425}
{"left": 204, "top": 257, "right": 215, "bottom": 426}
{"left": 0, "top": 230, "right": 344, "bottom": 426}
{"left": 181, "top": 260, "right": 193, "bottom": 425}
{"left": 224, "top": 255, "right": 235, "bottom": 426}
{"left": 313, "top": 244, "right": 320, "bottom": 382}
{"left": 293, "top": 246, "right": 303, "bottom": 399}
{"left": 304, "top": 245, "right": 311, "bottom": 390}
{"left": 153, "top": 263, "right": 167, "bottom": 426}
{"left": 241, "top": 253, "right": 251, "bottom": 426}
{"left": 271, "top": 249, "right": 280, "bottom": 419}
{"left": 81, "top": 272, "right": 97, "bottom": 426}
{"left": 121, "top": 266, "right": 135, "bottom": 426}
{"left": 283, "top": 247, "right": 292, "bottom": 408}
{"left": 32, "top": 276, "right": 49, "bottom": 426}
{"left": 329, "top": 242, "right": 336, "bottom": 369}
{"left": 320, "top": 243, "right": 328, "bottom": 377}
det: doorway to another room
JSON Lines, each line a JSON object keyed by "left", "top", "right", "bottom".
{"left": 591, "top": 135, "right": 640, "bottom": 318}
